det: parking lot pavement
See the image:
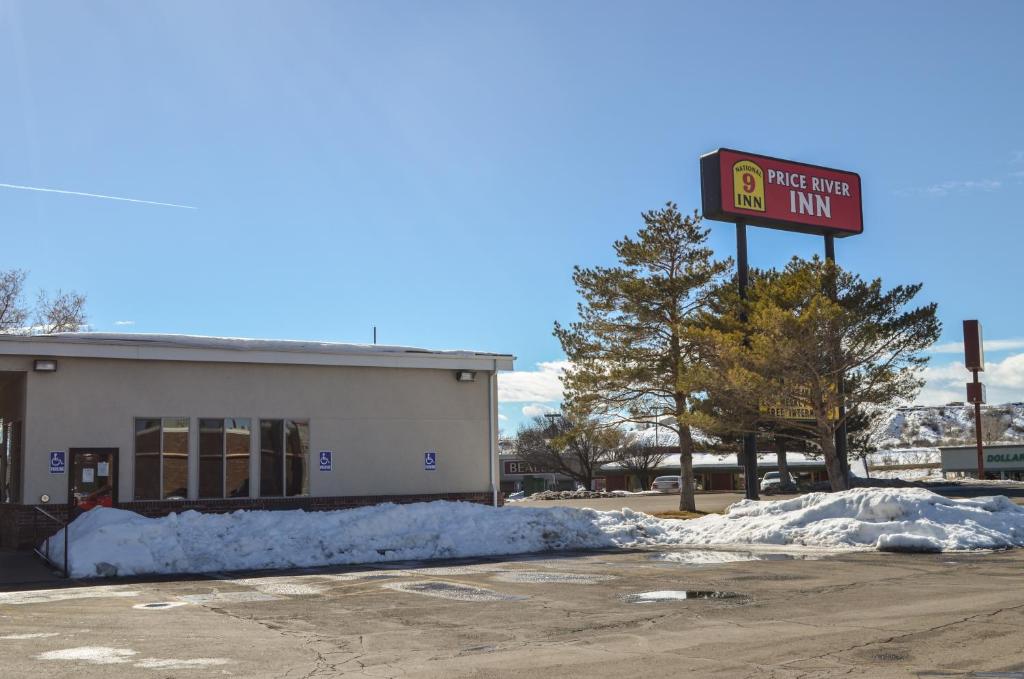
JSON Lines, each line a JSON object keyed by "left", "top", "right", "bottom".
{"left": 2, "top": 547, "right": 1023, "bottom": 678}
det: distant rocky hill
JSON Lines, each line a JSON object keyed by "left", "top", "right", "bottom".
{"left": 881, "top": 403, "right": 1024, "bottom": 448}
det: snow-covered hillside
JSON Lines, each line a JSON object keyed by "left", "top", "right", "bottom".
{"left": 880, "top": 403, "right": 1024, "bottom": 448}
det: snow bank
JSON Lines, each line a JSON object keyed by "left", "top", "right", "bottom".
{"left": 45, "top": 489, "right": 1024, "bottom": 578}
{"left": 46, "top": 502, "right": 631, "bottom": 578}
{"left": 679, "top": 489, "right": 1024, "bottom": 553}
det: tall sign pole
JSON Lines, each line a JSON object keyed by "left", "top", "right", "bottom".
{"left": 736, "top": 222, "right": 759, "bottom": 500}
{"left": 963, "top": 320, "right": 986, "bottom": 478}
{"left": 823, "top": 234, "right": 850, "bottom": 479}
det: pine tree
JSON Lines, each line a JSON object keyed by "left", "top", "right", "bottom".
{"left": 697, "top": 256, "right": 940, "bottom": 491}
{"left": 554, "top": 203, "right": 731, "bottom": 511}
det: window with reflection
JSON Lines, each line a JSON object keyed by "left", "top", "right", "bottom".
{"left": 134, "top": 417, "right": 190, "bottom": 500}
{"left": 134, "top": 418, "right": 161, "bottom": 500}
{"left": 260, "top": 419, "right": 308, "bottom": 497}
{"left": 199, "top": 418, "right": 252, "bottom": 498}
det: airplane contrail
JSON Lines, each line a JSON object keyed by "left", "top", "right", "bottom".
{"left": 0, "top": 182, "right": 197, "bottom": 209}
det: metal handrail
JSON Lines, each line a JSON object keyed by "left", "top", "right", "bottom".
{"left": 31, "top": 506, "right": 69, "bottom": 578}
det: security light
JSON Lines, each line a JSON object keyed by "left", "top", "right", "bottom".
{"left": 39, "top": 494, "right": 50, "bottom": 503}
{"left": 456, "top": 371, "right": 476, "bottom": 382}
{"left": 33, "top": 359, "right": 58, "bottom": 372}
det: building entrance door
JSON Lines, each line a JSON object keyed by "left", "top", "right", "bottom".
{"left": 68, "top": 448, "right": 118, "bottom": 513}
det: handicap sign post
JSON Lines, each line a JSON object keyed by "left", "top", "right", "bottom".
{"left": 319, "top": 451, "right": 332, "bottom": 472}
{"left": 49, "top": 451, "right": 66, "bottom": 474}
{"left": 424, "top": 450, "right": 437, "bottom": 471}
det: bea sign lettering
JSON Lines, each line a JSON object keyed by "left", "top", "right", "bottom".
{"left": 701, "top": 149, "right": 863, "bottom": 237}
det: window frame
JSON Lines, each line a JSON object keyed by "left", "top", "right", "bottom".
{"left": 133, "top": 416, "right": 190, "bottom": 501}
{"left": 258, "top": 418, "right": 309, "bottom": 498}
{"left": 198, "top": 417, "right": 253, "bottom": 499}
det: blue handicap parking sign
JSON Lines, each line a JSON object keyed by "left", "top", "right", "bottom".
{"left": 424, "top": 450, "right": 437, "bottom": 471}
{"left": 49, "top": 451, "right": 66, "bottom": 474}
{"left": 319, "top": 451, "right": 332, "bottom": 472}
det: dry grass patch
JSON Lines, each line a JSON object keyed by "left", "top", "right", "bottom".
{"left": 649, "top": 510, "right": 710, "bottom": 520}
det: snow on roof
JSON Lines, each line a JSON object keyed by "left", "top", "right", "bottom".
{"left": 0, "top": 332, "right": 514, "bottom": 371}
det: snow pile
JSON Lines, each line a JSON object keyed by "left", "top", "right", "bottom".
{"left": 44, "top": 489, "right": 1024, "bottom": 578}
{"left": 47, "top": 502, "right": 633, "bottom": 578}
{"left": 671, "top": 488, "right": 1024, "bottom": 553}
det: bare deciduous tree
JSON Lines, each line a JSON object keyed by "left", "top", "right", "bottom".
{"left": 980, "top": 408, "right": 1010, "bottom": 445}
{"left": 514, "top": 413, "right": 622, "bottom": 490}
{"left": 0, "top": 270, "right": 30, "bottom": 333}
{"left": 0, "top": 269, "right": 87, "bottom": 335}
{"left": 614, "top": 437, "right": 668, "bottom": 491}
{"left": 35, "top": 289, "right": 88, "bottom": 334}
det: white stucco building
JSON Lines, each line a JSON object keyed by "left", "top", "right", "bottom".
{"left": 0, "top": 333, "right": 513, "bottom": 547}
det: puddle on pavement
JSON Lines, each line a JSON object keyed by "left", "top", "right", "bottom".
{"left": 648, "top": 550, "right": 823, "bottom": 566}
{"left": 491, "top": 571, "right": 615, "bottom": 585}
{"left": 384, "top": 581, "right": 527, "bottom": 602}
{"left": 623, "top": 590, "right": 747, "bottom": 604}
{"left": 132, "top": 601, "right": 188, "bottom": 610}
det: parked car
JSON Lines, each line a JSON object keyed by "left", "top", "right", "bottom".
{"left": 651, "top": 475, "right": 681, "bottom": 492}
{"left": 760, "top": 471, "right": 797, "bottom": 493}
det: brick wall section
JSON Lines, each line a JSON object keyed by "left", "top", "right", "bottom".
{"left": 0, "top": 492, "right": 502, "bottom": 549}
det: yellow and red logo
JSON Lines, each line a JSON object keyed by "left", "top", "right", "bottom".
{"left": 733, "top": 159, "right": 765, "bottom": 212}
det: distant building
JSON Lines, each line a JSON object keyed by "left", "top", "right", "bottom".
{"left": 940, "top": 444, "right": 1024, "bottom": 480}
{"left": 601, "top": 452, "right": 829, "bottom": 492}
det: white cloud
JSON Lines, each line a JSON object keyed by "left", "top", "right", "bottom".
{"left": 498, "top": 414, "right": 508, "bottom": 421}
{"left": 929, "top": 338, "right": 1024, "bottom": 354}
{"left": 113, "top": 320, "right": 136, "bottom": 326}
{"left": 917, "top": 353, "right": 1024, "bottom": 405}
{"left": 895, "top": 179, "right": 1002, "bottom": 197}
{"left": 498, "top": 360, "right": 569, "bottom": 402}
{"left": 522, "top": 403, "right": 557, "bottom": 418}
{"left": 914, "top": 385, "right": 964, "bottom": 406}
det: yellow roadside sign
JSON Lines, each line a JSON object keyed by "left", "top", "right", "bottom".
{"left": 759, "top": 384, "right": 839, "bottom": 421}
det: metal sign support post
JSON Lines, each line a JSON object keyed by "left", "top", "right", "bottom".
{"left": 972, "top": 369, "right": 985, "bottom": 479}
{"left": 823, "top": 235, "right": 850, "bottom": 480}
{"left": 737, "top": 222, "right": 759, "bottom": 500}
{"left": 963, "top": 320, "right": 986, "bottom": 479}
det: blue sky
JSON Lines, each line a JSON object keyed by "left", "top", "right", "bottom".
{"left": 1, "top": 2, "right": 1022, "bottom": 433}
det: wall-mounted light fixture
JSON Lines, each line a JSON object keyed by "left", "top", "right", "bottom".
{"left": 40, "top": 494, "right": 50, "bottom": 503}
{"left": 455, "top": 370, "right": 476, "bottom": 382}
{"left": 33, "top": 359, "right": 58, "bottom": 372}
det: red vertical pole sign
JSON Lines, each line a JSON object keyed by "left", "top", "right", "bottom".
{"left": 963, "top": 320, "right": 985, "bottom": 479}
{"left": 973, "top": 370, "right": 984, "bottom": 479}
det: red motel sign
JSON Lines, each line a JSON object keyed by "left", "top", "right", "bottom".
{"left": 701, "top": 148, "right": 863, "bottom": 237}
